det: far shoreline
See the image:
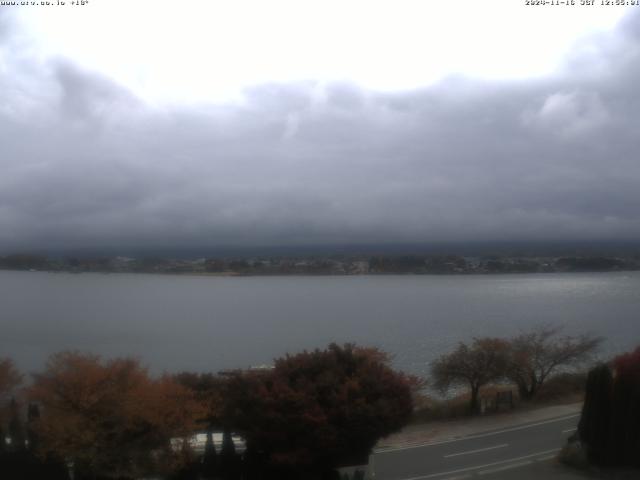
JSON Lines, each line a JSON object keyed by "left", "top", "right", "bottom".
{"left": 2, "top": 267, "right": 640, "bottom": 278}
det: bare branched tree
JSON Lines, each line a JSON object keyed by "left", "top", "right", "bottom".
{"left": 506, "top": 326, "right": 602, "bottom": 400}
{"left": 430, "top": 338, "right": 510, "bottom": 414}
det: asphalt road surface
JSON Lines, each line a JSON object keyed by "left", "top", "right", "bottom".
{"left": 372, "top": 413, "right": 580, "bottom": 480}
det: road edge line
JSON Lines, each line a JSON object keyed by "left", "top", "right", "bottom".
{"left": 398, "top": 448, "right": 561, "bottom": 480}
{"left": 376, "top": 414, "right": 579, "bottom": 453}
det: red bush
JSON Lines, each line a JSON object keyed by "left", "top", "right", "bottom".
{"left": 613, "top": 346, "right": 640, "bottom": 383}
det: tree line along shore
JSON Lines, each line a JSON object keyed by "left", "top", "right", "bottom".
{"left": 1, "top": 327, "right": 638, "bottom": 479}
{"left": 2, "top": 252, "right": 640, "bottom": 276}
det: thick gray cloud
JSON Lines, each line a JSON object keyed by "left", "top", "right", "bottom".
{"left": 1, "top": 10, "right": 640, "bottom": 252}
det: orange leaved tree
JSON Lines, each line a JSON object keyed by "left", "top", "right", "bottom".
{"left": 29, "top": 352, "right": 203, "bottom": 480}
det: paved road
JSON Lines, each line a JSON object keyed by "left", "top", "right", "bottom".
{"left": 372, "top": 413, "right": 580, "bottom": 480}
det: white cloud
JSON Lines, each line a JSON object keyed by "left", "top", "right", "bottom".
{"left": 523, "top": 91, "right": 610, "bottom": 138}
{"left": 13, "top": 0, "right": 632, "bottom": 104}
{"left": 1, "top": 7, "right": 640, "bottom": 250}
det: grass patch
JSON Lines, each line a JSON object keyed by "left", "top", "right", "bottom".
{"left": 532, "top": 372, "right": 586, "bottom": 405}
{"left": 411, "top": 372, "right": 586, "bottom": 424}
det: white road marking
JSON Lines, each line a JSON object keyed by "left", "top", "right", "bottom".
{"left": 562, "top": 427, "right": 577, "bottom": 433}
{"left": 376, "top": 414, "right": 579, "bottom": 454}
{"left": 398, "top": 448, "right": 561, "bottom": 480}
{"left": 443, "top": 443, "right": 508, "bottom": 458}
{"left": 535, "top": 454, "right": 558, "bottom": 462}
{"left": 478, "top": 460, "right": 532, "bottom": 475}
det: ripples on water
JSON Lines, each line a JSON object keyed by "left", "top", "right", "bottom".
{"left": 1, "top": 270, "right": 639, "bottom": 377}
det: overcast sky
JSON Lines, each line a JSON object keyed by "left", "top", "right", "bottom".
{"left": 1, "top": 1, "right": 640, "bottom": 252}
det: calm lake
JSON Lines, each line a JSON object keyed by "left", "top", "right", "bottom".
{"left": 1, "top": 270, "right": 639, "bottom": 377}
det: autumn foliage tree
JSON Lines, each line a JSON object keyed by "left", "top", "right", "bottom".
{"left": 431, "top": 338, "right": 510, "bottom": 413}
{"left": 174, "top": 372, "right": 226, "bottom": 478}
{"left": 224, "top": 344, "right": 415, "bottom": 477}
{"left": 29, "top": 352, "right": 203, "bottom": 480}
{"left": 174, "top": 372, "right": 225, "bottom": 429}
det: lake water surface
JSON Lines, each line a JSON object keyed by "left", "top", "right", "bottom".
{"left": 1, "top": 270, "right": 639, "bottom": 377}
